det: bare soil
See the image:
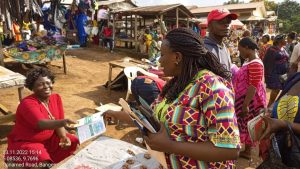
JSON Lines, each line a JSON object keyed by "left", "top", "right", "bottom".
{"left": 0, "top": 46, "right": 262, "bottom": 168}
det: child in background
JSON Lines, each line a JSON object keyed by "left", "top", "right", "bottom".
{"left": 144, "top": 28, "right": 152, "bottom": 53}
{"left": 148, "top": 36, "right": 161, "bottom": 64}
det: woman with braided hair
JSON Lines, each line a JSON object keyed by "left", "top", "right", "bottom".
{"left": 104, "top": 28, "right": 240, "bottom": 168}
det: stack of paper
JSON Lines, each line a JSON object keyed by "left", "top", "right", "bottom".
{"left": 119, "top": 97, "right": 160, "bottom": 134}
{"left": 75, "top": 112, "right": 106, "bottom": 144}
{"left": 95, "top": 103, "right": 122, "bottom": 113}
{"left": 247, "top": 113, "right": 266, "bottom": 142}
{"left": 118, "top": 97, "right": 167, "bottom": 168}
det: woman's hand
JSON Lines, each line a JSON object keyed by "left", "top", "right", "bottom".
{"left": 102, "top": 110, "right": 133, "bottom": 124}
{"left": 59, "top": 136, "right": 71, "bottom": 149}
{"left": 144, "top": 122, "right": 172, "bottom": 153}
{"left": 62, "top": 119, "right": 77, "bottom": 130}
{"left": 239, "top": 105, "right": 249, "bottom": 118}
{"left": 260, "top": 116, "right": 287, "bottom": 140}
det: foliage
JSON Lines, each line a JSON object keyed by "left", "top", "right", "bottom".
{"left": 225, "top": 0, "right": 300, "bottom": 33}
{"left": 264, "top": 0, "right": 277, "bottom": 11}
{"left": 276, "top": 0, "right": 300, "bottom": 33}
{"left": 223, "top": 0, "right": 241, "bottom": 5}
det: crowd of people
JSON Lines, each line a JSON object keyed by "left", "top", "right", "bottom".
{"left": 105, "top": 8, "right": 300, "bottom": 168}
{"left": 3, "top": 7, "right": 300, "bottom": 169}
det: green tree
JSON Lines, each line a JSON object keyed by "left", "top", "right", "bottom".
{"left": 277, "top": 0, "right": 300, "bottom": 33}
{"left": 277, "top": 0, "right": 300, "bottom": 21}
{"left": 223, "top": 0, "right": 241, "bottom": 5}
{"left": 250, "top": 0, "right": 277, "bottom": 11}
{"left": 264, "top": 1, "right": 277, "bottom": 11}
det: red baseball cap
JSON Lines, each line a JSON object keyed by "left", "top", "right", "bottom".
{"left": 207, "top": 9, "right": 238, "bottom": 25}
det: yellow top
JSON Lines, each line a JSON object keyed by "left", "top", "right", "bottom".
{"left": 267, "top": 40, "right": 273, "bottom": 45}
{"left": 23, "top": 21, "right": 30, "bottom": 30}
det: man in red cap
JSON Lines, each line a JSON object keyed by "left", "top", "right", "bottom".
{"left": 204, "top": 9, "right": 238, "bottom": 71}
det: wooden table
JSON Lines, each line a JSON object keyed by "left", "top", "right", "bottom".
{"left": 3, "top": 45, "right": 67, "bottom": 74}
{"left": 0, "top": 66, "right": 25, "bottom": 124}
{"left": 107, "top": 59, "right": 150, "bottom": 94}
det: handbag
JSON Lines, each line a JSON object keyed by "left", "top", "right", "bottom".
{"left": 277, "top": 122, "right": 300, "bottom": 168}
{"left": 257, "top": 123, "right": 300, "bottom": 169}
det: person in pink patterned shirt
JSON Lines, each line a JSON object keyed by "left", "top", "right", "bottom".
{"left": 233, "top": 37, "right": 267, "bottom": 159}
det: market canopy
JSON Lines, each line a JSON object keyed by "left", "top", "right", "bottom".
{"left": 112, "top": 4, "right": 194, "bottom": 18}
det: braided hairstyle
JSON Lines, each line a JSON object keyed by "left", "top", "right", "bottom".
{"left": 161, "top": 28, "right": 231, "bottom": 103}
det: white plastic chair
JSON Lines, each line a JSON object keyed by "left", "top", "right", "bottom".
{"left": 123, "top": 66, "right": 158, "bottom": 101}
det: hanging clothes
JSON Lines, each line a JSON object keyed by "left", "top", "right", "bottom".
{"left": 12, "top": 22, "right": 22, "bottom": 42}
{"left": 76, "top": 11, "right": 87, "bottom": 46}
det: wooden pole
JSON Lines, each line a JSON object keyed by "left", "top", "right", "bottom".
{"left": 176, "top": 8, "right": 179, "bottom": 28}
{"left": 112, "top": 14, "right": 116, "bottom": 41}
{"left": 160, "top": 14, "right": 166, "bottom": 36}
{"left": 0, "top": 34, "right": 4, "bottom": 66}
{"left": 125, "top": 16, "right": 128, "bottom": 48}
{"left": 134, "top": 15, "right": 138, "bottom": 52}
{"left": 130, "top": 15, "right": 133, "bottom": 48}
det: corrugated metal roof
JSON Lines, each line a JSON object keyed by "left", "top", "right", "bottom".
{"left": 238, "top": 15, "right": 265, "bottom": 21}
{"left": 266, "top": 11, "right": 275, "bottom": 16}
{"left": 191, "top": 1, "right": 264, "bottom": 14}
{"left": 113, "top": 4, "right": 194, "bottom": 17}
{"left": 267, "top": 16, "right": 277, "bottom": 22}
{"left": 97, "top": 0, "right": 137, "bottom": 7}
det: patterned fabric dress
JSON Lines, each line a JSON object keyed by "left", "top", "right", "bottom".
{"left": 258, "top": 43, "right": 271, "bottom": 60}
{"left": 272, "top": 95, "right": 300, "bottom": 123}
{"left": 152, "top": 70, "right": 240, "bottom": 169}
{"left": 272, "top": 73, "right": 300, "bottom": 122}
{"left": 232, "top": 59, "right": 267, "bottom": 145}
{"left": 263, "top": 46, "right": 289, "bottom": 90}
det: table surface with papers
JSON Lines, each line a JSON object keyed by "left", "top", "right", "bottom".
{"left": 0, "top": 66, "right": 25, "bottom": 124}
{"left": 0, "top": 66, "right": 25, "bottom": 89}
{"left": 53, "top": 136, "right": 163, "bottom": 169}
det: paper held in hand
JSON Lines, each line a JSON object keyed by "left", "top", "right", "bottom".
{"left": 247, "top": 113, "right": 266, "bottom": 142}
{"left": 74, "top": 112, "right": 106, "bottom": 144}
{"left": 118, "top": 98, "right": 168, "bottom": 169}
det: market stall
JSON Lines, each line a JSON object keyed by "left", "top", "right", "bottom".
{"left": 3, "top": 44, "right": 67, "bottom": 74}
{"left": 0, "top": 0, "right": 75, "bottom": 73}
{"left": 111, "top": 4, "right": 194, "bottom": 51}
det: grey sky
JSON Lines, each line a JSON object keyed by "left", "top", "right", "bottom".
{"left": 134, "top": 0, "right": 300, "bottom": 7}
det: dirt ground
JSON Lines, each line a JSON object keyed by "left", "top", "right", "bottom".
{"left": 0, "top": 46, "right": 262, "bottom": 168}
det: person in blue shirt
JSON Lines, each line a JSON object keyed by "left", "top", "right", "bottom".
{"left": 76, "top": 5, "right": 88, "bottom": 47}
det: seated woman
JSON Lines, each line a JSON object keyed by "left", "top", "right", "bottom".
{"left": 5, "top": 68, "right": 79, "bottom": 168}
{"left": 105, "top": 28, "right": 240, "bottom": 168}
{"left": 260, "top": 72, "right": 300, "bottom": 167}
